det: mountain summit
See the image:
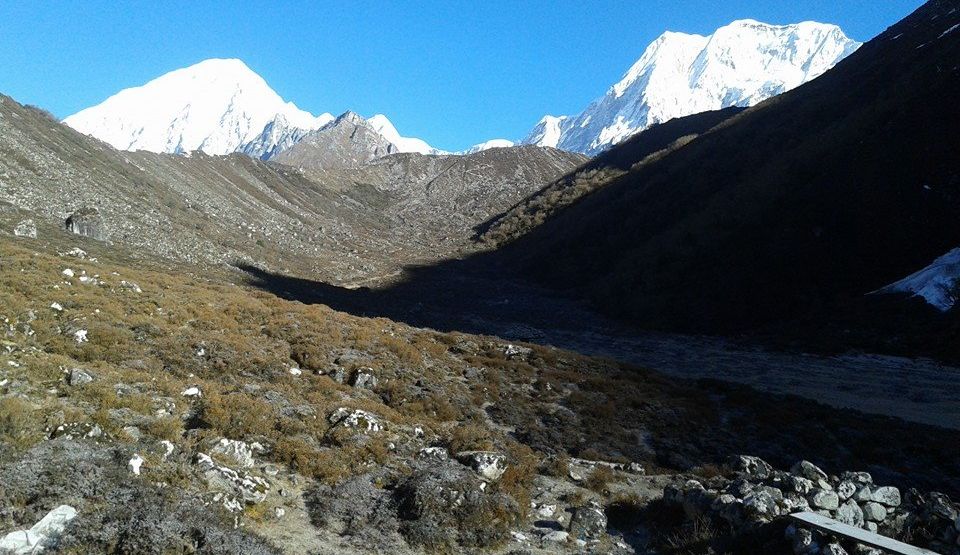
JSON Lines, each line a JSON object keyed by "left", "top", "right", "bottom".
{"left": 523, "top": 20, "right": 861, "bottom": 154}
{"left": 64, "top": 58, "right": 334, "bottom": 156}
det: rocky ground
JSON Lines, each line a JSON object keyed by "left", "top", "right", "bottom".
{"left": 0, "top": 214, "right": 958, "bottom": 554}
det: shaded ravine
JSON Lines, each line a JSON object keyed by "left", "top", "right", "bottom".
{"left": 239, "top": 262, "right": 960, "bottom": 431}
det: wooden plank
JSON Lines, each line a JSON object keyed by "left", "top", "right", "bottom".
{"left": 788, "top": 512, "right": 938, "bottom": 555}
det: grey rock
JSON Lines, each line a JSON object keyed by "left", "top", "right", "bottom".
{"left": 65, "top": 207, "right": 109, "bottom": 241}
{"left": 809, "top": 489, "right": 840, "bottom": 511}
{"left": 835, "top": 499, "right": 864, "bottom": 528}
{"left": 836, "top": 480, "right": 856, "bottom": 501}
{"left": 792, "top": 460, "right": 828, "bottom": 483}
{"left": 395, "top": 462, "right": 517, "bottom": 550}
{"left": 569, "top": 501, "right": 607, "bottom": 540}
{"left": 743, "top": 490, "right": 779, "bottom": 521}
{"left": 351, "top": 368, "right": 378, "bottom": 389}
{"left": 13, "top": 219, "right": 37, "bottom": 238}
{"left": 542, "top": 530, "right": 569, "bottom": 543}
{"left": 871, "top": 486, "right": 901, "bottom": 508}
{"left": 852, "top": 485, "right": 873, "bottom": 502}
{"left": 840, "top": 471, "right": 873, "bottom": 485}
{"left": 862, "top": 502, "right": 887, "bottom": 522}
{"left": 730, "top": 455, "right": 773, "bottom": 479}
{"left": 455, "top": 451, "right": 507, "bottom": 481}
{"left": 68, "top": 368, "right": 94, "bottom": 386}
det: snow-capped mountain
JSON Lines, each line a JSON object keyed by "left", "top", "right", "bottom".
{"left": 462, "top": 139, "right": 516, "bottom": 154}
{"left": 523, "top": 20, "right": 861, "bottom": 155}
{"left": 876, "top": 248, "right": 960, "bottom": 311}
{"left": 64, "top": 58, "right": 333, "bottom": 156}
{"left": 368, "top": 114, "right": 446, "bottom": 155}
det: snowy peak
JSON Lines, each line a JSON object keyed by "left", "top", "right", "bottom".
{"left": 876, "top": 248, "right": 960, "bottom": 311}
{"left": 524, "top": 20, "right": 860, "bottom": 155}
{"left": 461, "top": 139, "right": 516, "bottom": 154}
{"left": 368, "top": 114, "right": 446, "bottom": 155}
{"left": 64, "top": 58, "right": 332, "bottom": 156}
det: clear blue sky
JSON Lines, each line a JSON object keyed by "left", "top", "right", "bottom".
{"left": 0, "top": 0, "right": 925, "bottom": 151}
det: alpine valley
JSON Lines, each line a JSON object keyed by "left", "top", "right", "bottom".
{"left": 1, "top": 4, "right": 959, "bottom": 555}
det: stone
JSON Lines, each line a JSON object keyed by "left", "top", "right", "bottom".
{"left": 791, "top": 526, "right": 814, "bottom": 553}
{"left": 181, "top": 386, "right": 202, "bottom": 397}
{"left": 13, "top": 219, "right": 37, "bottom": 239}
{"left": 65, "top": 207, "right": 109, "bottom": 241}
{"left": 862, "top": 502, "right": 887, "bottom": 522}
{"left": 840, "top": 471, "right": 873, "bottom": 485}
{"left": 503, "top": 344, "right": 532, "bottom": 359}
{"left": 835, "top": 499, "right": 864, "bottom": 528}
{"left": 455, "top": 451, "right": 507, "bottom": 481}
{"left": 786, "top": 475, "right": 815, "bottom": 495}
{"left": 743, "top": 490, "right": 779, "bottom": 521}
{"left": 809, "top": 489, "right": 840, "bottom": 511}
{"left": 569, "top": 501, "right": 607, "bottom": 540}
{"left": 418, "top": 447, "right": 449, "bottom": 462}
{"left": 68, "top": 368, "right": 94, "bottom": 386}
{"left": 196, "top": 452, "right": 270, "bottom": 507}
{"left": 853, "top": 543, "right": 882, "bottom": 555}
{"left": 0, "top": 505, "right": 77, "bottom": 554}
{"left": 73, "top": 329, "right": 88, "bottom": 343}
{"left": 871, "top": 486, "right": 901, "bottom": 508}
{"left": 792, "top": 460, "right": 829, "bottom": 483}
{"left": 352, "top": 368, "right": 378, "bottom": 389}
{"left": 542, "top": 530, "right": 569, "bottom": 543}
{"left": 836, "top": 481, "right": 857, "bottom": 501}
{"left": 852, "top": 485, "right": 873, "bottom": 502}
{"left": 730, "top": 455, "right": 773, "bottom": 479}
{"left": 128, "top": 453, "right": 145, "bottom": 475}
{"left": 927, "top": 492, "right": 957, "bottom": 520}
{"left": 822, "top": 543, "right": 849, "bottom": 555}
{"left": 537, "top": 504, "right": 558, "bottom": 518}
{"left": 328, "top": 407, "right": 383, "bottom": 432}
{"left": 210, "top": 438, "right": 261, "bottom": 468}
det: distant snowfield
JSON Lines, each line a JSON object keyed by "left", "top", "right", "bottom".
{"left": 876, "top": 248, "right": 960, "bottom": 311}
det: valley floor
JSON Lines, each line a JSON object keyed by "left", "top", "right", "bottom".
{"left": 241, "top": 262, "right": 960, "bottom": 430}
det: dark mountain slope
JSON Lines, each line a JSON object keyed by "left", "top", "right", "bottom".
{"left": 494, "top": 0, "right": 960, "bottom": 332}
{"left": 476, "top": 107, "right": 743, "bottom": 246}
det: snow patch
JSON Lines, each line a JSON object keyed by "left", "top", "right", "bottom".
{"left": 875, "top": 247, "right": 960, "bottom": 311}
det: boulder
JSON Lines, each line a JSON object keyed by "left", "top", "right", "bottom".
{"left": 68, "top": 368, "right": 94, "bottom": 386}
{"left": 417, "top": 447, "right": 449, "bottom": 462}
{"left": 835, "top": 499, "right": 864, "bottom": 528}
{"left": 351, "top": 368, "right": 378, "bottom": 389}
{"left": 871, "top": 486, "right": 901, "bottom": 508}
{"left": 862, "top": 502, "right": 887, "bottom": 522}
{"left": 65, "top": 207, "right": 109, "bottom": 241}
{"left": 836, "top": 481, "right": 856, "bottom": 501}
{"left": 792, "top": 460, "right": 828, "bottom": 483}
{"left": 730, "top": 455, "right": 773, "bottom": 479}
{"left": 809, "top": 489, "right": 840, "bottom": 511}
{"left": 13, "top": 219, "right": 37, "bottom": 239}
{"left": 569, "top": 501, "right": 607, "bottom": 540}
{"left": 209, "top": 438, "right": 262, "bottom": 468}
{"left": 0, "top": 504, "right": 77, "bottom": 554}
{"left": 395, "top": 463, "right": 516, "bottom": 549}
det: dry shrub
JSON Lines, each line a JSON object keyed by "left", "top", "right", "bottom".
{"left": 0, "top": 397, "right": 44, "bottom": 450}
{"left": 585, "top": 465, "right": 616, "bottom": 493}
{"left": 200, "top": 391, "right": 275, "bottom": 439}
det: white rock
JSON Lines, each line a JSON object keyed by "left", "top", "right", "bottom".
{"left": 288, "top": 367, "right": 302, "bottom": 376}
{"left": 455, "top": 451, "right": 508, "bottom": 481}
{"left": 210, "top": 438, "right": 258, "bottom": 468}
{"left": 542, "top": 530, "right": 569, "bottom": 543}
{"left": 0, "top": 505, "right": 77, "bottom": 554}
{"left": 73, "top": 329, "right": 88, "bottom": 343}
{"left": 160, "top": 440, "right": 175, "bottom": 459}
{"left": 537, "top": 504, "right": 558, "bottom": 518}
{"left": 181, "top": 386, "right": 202, "bottom": 397}
{"left": 128, "top": 453, "right": 145, "bottom": 475}
{"left": 49, "top": 302, "right": 63, "bottom": 312}
{"left": 61, "top": 268, "right": 74, "bottom": 278}
{"left": 328, "top": 407, "right": 383, "bottom": 432}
